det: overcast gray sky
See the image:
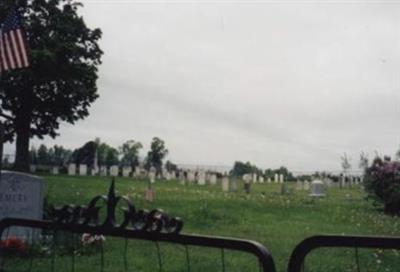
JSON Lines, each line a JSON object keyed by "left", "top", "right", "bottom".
{"left": 7, "top": 1, "right": 400, "bottom": 172}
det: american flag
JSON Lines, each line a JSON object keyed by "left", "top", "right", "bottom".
{"left": 0, "top": 9, "right": 30, "bottom": 73}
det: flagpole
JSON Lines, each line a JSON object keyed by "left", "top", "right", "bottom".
{"left": 1, "top": 5, "right": 31, "bottom": 173}
{"left": 0, "top": 68, "right": 3, "bottom": 179}
{"left": 0, "top": 121, "right": 3, "bottom": 178}
{"left": 0, "top": 21, "right": 3, "bottom": 176}
{"left": 0, "top": 47, "right": 4, "bottom": 179}
{"left": 0, "top": 4, "right": 9, "bottom": 177}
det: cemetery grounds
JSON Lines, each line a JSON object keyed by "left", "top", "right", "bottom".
{"left": 3, "top": 175, "right": 400, "bottom": 272}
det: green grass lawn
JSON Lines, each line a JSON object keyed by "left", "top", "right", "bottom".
{"left": 2, "top": 175, "right": 400, "bottom": 271}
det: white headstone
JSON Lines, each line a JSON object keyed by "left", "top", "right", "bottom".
{"left": 188, "top": 171, "right": 195, "bottom": 183}
{"left": 210, "top": 174, "right": 217, "bottom": 185}
{"left": 68, "top": 163, "right": 76, "bottom": 176}
{"left": 79, "top": 164, "right": 87, "bottom": 176}
{"left": 303, "top": 180, "right": 310, "bottom": 190}
{"left": 341, "top": 175, "right": 346, "bottom": 188}
{"left": 222, "top": 176, "right": 229, "bottom": 192}
{"left": 243, "top": 174, "right": 251, "bottom": 184}
{"left": 149, "top": 166, "right": 156, "bottom": 183}
{"left": 252, "top": 173, "right": 257, "bottom": 183}
{"left": 51, "top": 166, "right": 59, "bottom": 175}
{"left": 110, "top": 165, "right": 119, "bottom": 177}
{"left": 274, "top": 173, "right": 279, "bottom": 183}
{"left": 179, "top": 171, "right": 186, "bottom": 185}
{"left": 267, "top": 177, "right": 272, "bottom": 183}
{"left": 259, "top": 176, "right": 264, "bottom": 183}
{"left": 0, "top": 171, "right": 43, "bottom": 240}
{"left": 243, "top": 174, "right": 251, "bottom": 193}
{"left": 310, "top": 179, "right": 326, "bottom": 197}
{"left": 279, "top": 174, "right": 284, "bottom": 183}
{"left": 171, "top": 171, "right": 176, "bottom": 180}
{"left": 198, "top": 171, "right": 206, "bottom": 185}
{"left": 122, "top": 166, "right": 132, "bottom": 177}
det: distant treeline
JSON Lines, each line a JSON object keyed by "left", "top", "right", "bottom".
{"left": 21, "top": 139, "right": 312, "bottom": 180}
{"left": 230, "top": 161, "right": 296, "bottom": 180}
{"left": 230, "top": 161, "right": 343, "bottom": 181}
{"left": 27, "top": 137, "right": 176, "bottom": 172}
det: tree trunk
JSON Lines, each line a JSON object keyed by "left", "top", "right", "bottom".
{"left": 14, "top": 87, "right": 33, "bottom": 172}
{"left": 14, "top": 121, "right": 31, "bottom": 172}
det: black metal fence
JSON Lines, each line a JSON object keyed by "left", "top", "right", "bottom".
{"left": 0, "top": 180, "right": 276, "bottom": 272}
{"left": 0, "top": 218, "right": 277, "bottom": 272}
{"left": 287, "top": 235, "right": 400, "bottom": 272}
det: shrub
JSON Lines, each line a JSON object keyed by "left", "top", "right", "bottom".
{"left": 364, "top": 157, "right": 400, "bottom": 215}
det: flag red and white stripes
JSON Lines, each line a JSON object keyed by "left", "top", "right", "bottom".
{"left": 0, "top": 9, "right": 30, "bottom": 73}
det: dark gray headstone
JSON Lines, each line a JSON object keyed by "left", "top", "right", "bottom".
{"left": 0, "top": 171, "right": 44, "bottom": 240}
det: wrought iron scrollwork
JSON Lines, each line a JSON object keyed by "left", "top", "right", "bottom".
{"left": 51, "top": 178, "right": 183, "bottom": 234}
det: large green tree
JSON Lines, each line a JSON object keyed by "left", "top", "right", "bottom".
{"left": 119, "top": 140, "right": 142, "bottom": 168}
{"left": 37, "top": 144, "right": 49, "bottom": 165}
{"left": 275, "top": 166, "right": 294, "bottom": 181}
{"left": 105, "top": 147, "right": 119, "bottom": 167}
{"left": 145, "top": 137, "right": 168, "bottom": 172}
{"left": 94, "top": 138, "right": 119, "bottom": 167}
{"left": 0, "top": 0, "right": 102, "bottom": 171}
{"left": 230, "top": 161, "right": 254, "bottom": 177}
{"left": 230, "top": 161, "right": 264, "bottom": 177}
{"left": 52, "top": 144, "right": 72, "bottom": 166}
{"left": 71, "top": 140, "right": 96, "bottom": 166}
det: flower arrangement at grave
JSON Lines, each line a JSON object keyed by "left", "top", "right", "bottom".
{"left": 0, "top": 237, "right": 28, "bottom": 257}
{"left": 81, "top": 233, "right": 106, "bottom": 247}
{"left": 364, "top": 156, "right": 400, "bottom": 215}
{"left": 78, "top": 233, "right": 106, "bottom": 255}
